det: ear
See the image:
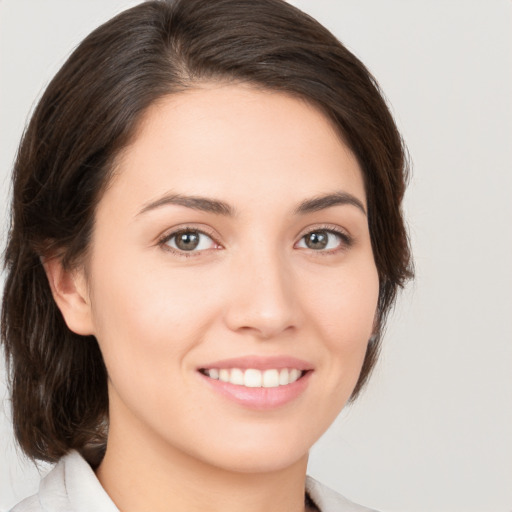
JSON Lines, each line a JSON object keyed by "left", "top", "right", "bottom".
{"left": 42, "top": 256, "right": 95, "bottom": 336}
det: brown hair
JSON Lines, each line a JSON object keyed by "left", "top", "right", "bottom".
{"left": 1, "top": 0, "right": 413, "bottom": 464}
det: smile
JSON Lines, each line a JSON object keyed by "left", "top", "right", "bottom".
{"left": 197, "top": 356, "right": 313, "bottom": 409}
{"left": 200, "top": 368, "right": 305, "bottom": 388}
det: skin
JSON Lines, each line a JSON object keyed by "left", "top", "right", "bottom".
{"left": 46, "top": 84, "right": 379, "bottom": 512}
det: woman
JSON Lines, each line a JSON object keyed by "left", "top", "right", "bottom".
{"left": 1, "top": 0, "right": 412, "bottom": 511}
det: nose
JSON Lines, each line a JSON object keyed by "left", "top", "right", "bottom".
{"left": 223, "top": 248, "right": 300, "bottom": 340}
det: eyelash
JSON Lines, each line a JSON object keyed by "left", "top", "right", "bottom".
{"left": 158, "top": 225, "right": 353, "bottom": 258}
{"left": 296, "top": 225, "right": 353, "bottom": 255}
{"left": 158, "top": 226, "right": 220, "bottom": 259}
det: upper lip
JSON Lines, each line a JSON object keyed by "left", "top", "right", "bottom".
{"left": 198, "top": 355, "right": 314, "bottom": 371}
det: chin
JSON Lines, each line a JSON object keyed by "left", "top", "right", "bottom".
{"left": 203, "top": 445, "right": 310, "bottom": 475}
{"left": 177, "top": 423, "right": 319, "bottom": 475}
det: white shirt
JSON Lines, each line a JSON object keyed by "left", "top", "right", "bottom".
{"left": 10, "top": 451, "right": 376, "bottom": 512}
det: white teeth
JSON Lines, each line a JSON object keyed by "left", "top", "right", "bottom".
{"left": 262, "top": 369, "right": 279, "bottom": 388}
{"left": 230, "top": 368, "right": 244, "bottom": 385}
{"left": 244, "top": 369, "right": 262, "bottom": 387}
{"left": 203, "top": 367, "right": 304, "bottom": 388}
{"left": 289, "top": 368, "right": 301, "bottom": 382}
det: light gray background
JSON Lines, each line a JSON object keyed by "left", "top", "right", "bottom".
{"left": 1, "top": 1, "right": 511, "bottom": 511}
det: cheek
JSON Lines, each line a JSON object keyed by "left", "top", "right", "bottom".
{"left": 307, "top": 263, "right": 379, "bottom": 340}
{"left": 87, "top": 256, "right": 222, "bottom": 374}
{"left": 86, "top": 264, "right": 225, "bottom": 428}
{"left": 302, "top": 258, "right": 379, "bottom": 388}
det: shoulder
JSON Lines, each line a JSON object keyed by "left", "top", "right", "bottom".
{"left": 8, "top": 451, "right": 118, "bottom": 512}
{"left": 306, "top": 476, "right": 378, "bottom": 512}
{"left": 10, "top": 457, "right": 375, "bottom": 512}
{"left": 9, "top": 494, "right": 42, "bottom": 512}
{"left": 8, "top": 459, "right": 67, "bottom": 512}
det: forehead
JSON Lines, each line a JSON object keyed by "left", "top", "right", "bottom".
{"left": 108, "top": 84, "right": 365, "bottom": 214}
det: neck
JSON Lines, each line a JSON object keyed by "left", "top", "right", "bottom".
{"left": 96, "top": 414, "right": 311, "bottom": 512}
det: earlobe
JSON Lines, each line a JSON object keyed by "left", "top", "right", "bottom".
{"left": 42, "top": 256, "right": 95, "bottom": 336}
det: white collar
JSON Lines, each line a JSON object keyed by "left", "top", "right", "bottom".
{"left": 28, "top": 451, "right": 375, "bottom": 512}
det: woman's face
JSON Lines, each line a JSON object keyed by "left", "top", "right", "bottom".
{"left": 80, "top": 84, "right": 379, "bottom": 473}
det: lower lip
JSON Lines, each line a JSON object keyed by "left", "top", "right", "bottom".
{"left": 198, "top": 371, "right": 312, "bottom": 410}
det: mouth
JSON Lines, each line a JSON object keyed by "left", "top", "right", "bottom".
{"left": 199, "top": 367, "right": 307, "bottom": 388}
{"left": 197, "top": 357, "right": 313, "bottom": 409}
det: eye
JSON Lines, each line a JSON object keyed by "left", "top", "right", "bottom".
{"left": 296, "top": 229, "right": 350, "bottom": 252}
{"left": 163, "top": 229, "right": 217, "bottom": 253}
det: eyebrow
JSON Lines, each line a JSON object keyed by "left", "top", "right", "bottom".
{"left": 137, "top": 191, "right": 366, "bottom": 217}
{"left": 138, "top": 193, "right": 235, "bottom": 217}
{"left": 294, "top": 192, "right": 367, "bottom": 216}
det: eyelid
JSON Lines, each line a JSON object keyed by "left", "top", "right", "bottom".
{"left": 157, "top": 224, "right": 222, "bottom": 257}
{"left": 156, "top": 223, "right": 353, "bottom": 258}
{"left": 295, "top": 224, "right": 353, "bottom": 253}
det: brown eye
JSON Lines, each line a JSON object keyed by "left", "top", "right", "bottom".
{"left": 175, "top": 231, "right": 200, "bottom": 250}
{"left": 165, "top": 230, "right": 216, "bottom": 252}
{"left": 304, "top": 231, "right": 329, "bottom": 250}
{"left": 297, "top": 229, "right": 347, "bottom": 251}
